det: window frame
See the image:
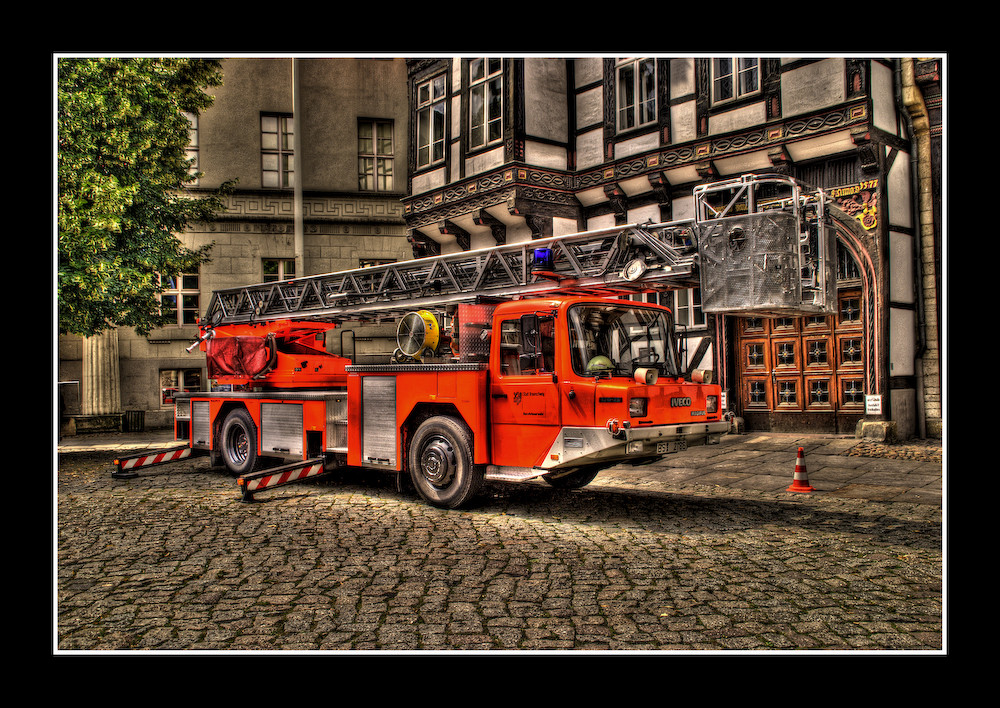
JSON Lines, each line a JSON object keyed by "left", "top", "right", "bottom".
{"left": 160, "top": 368, "right": 202, "bottom": 407}
{"left": 615, "top": 57, "right": 657, "bottom": 133}
{"left": 182, "top": 111, "right": 200, "bottom": 186}
{"left": 468, "top": 58, "right": 504, "bottom": 150}
{"left": 261, "top": 113, "right": 295, "bottom": 189}
{"left": 671, "top": 287, "right": 705, "bottom": 328}
{"left": 711, "top": 57, "right": 761, "bottom": 105}
{"left": 416, "top": 73, "right": 447, "bottom": 169}
{"left": 158, "top": 272, "right": 200, "bottom": 326}
{"left": 358, "top": 118, "right": 395, "bottom": 192}
{"left": 262, "top": 258, "right": 296, "bottom": 283}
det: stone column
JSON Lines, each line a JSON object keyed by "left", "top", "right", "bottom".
{"left": 82, "top": 329, "right": 122, "bottom": 422}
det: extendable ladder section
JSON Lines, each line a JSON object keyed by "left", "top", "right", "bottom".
{"left": 202, "top": 222, "right": 701, "bottom": 326}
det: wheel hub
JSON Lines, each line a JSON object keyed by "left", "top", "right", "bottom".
{"left": 228, "top": 427, "right": 249, "bottom": 463}
{"left": 419, "top": 436, "right": 455, "bottom": 487}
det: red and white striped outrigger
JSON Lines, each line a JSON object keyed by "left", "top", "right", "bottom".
{"left": 112, "top": 444, "right": 332, "bottom": 502}
{"left": 112, "top": 444, "right": 206, "bottom": 479}
{"left": 237, "top": 457, "right": 329, "bottom": 502}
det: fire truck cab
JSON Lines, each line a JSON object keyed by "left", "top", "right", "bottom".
{"left": 486, "top": 296, "right": 723, "bottom": 479}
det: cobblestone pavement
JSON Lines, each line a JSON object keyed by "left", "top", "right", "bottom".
{"left": 56, "top": 440, "right": 944, "bottom": 653}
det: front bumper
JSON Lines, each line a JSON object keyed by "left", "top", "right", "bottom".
{"left": 484, "top": 420, "right": 731, "bottom": 482}
{"left": 543, "top": 420, "right": 730, "bottom": 471}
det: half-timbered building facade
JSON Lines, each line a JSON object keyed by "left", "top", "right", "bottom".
{"left": 401, "top": 56, "right": 943, "bottom": 439}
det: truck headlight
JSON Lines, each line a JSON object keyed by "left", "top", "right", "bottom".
{"left": 629, "top": 397, "right": 648, "bottom": 417}
{"left": 706, "top": 395, "right": 718, "bottom": 414}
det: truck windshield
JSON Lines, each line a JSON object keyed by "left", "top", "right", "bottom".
{"left": 568, "top": 303, "right": 680, "bottom": 378}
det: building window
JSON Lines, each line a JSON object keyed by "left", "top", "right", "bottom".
{"left": 839, "top": 296, "right": 861, "bottom": 325}
{"left": 841, "top": 378, "right": 865, "bottom": 407}
{"left": 261, "top": 113, "right": 294, "bottom": 188}
{"left": 160, "top": 369, "right": 202, "bottom": 406}
{"left": 263, "top": 259, "right": 296, "bottom": 282}
{"left": 159, "top": 272, "right": 200, "bottom": 325}
{"left": 809, "top": 379, "right": 831, "bottom": 406}
{"left": 359, "top": 119, "right": 394, "bottom": 192}
{"left": 777, "top": 379, "right": 798, "bottom": 407}
{"left": 469, "top": 58, "right": 503, "bottom": 149}
{"left": 747, "top": 379, "right": 768, "bottom": 407}
{"left": 672, "top": 288, "right": 705, "bottom": 328}
{"left": 807, "top": 339, "right": 829, "bottom": 366}
{"left": 775, "top": 341, "right": 796, "bottom": 367}
{"left": 837, "top": 243, "right": 862, "bottom": 280}
{"left": 616, "top": 58, "right": 656, "bottom": 131}
{"left": 745, "top": 342, "right": 766, "bottom": 369}
{"left": 417, "top": 74, "right": 447, "bottom": 169}
{"left": 183, "top": 112, "right": 200, "bottom": 186}
{"left": 840, "top": 337, "right": 864, "bottom": 367}
{"left": 712, "top": 58, "right": 760, "bottom": 104}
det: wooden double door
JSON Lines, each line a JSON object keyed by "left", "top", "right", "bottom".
{"left": 734, "top": 289, "right": 866, "bottom": 432}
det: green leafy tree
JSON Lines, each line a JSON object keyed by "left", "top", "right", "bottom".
{"left": 58, "top": 58, "right": 233, "bottom": 337}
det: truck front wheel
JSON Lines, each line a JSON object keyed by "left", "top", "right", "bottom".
{"left": 220, "top": 408, "right": 259, "bottom": 477}
{"left": 408, "top": 416, "right": 483, "bottom": 509}
{"left": 543, "top": 466, "right": 602, "bottom": 489}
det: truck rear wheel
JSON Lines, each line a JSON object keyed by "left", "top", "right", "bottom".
{"left": 543, "top": 466, "right": 602, "bottom": 489}
{"left": 220, "top": 408, "right": 259, "bottom": 476}
{"left": 408, "top": 416, "right": 482, "bottom": 508}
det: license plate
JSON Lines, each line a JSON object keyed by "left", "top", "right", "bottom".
{"left": 657, "top": 440, "right": 687, "bottom": 454}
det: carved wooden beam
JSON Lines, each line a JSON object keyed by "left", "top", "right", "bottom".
{"left": 768, "top": 145, "right": 793, "bottom": 175}
{"left": 647, "top": 172, "right": 670, "bottom": 205}
{"left": 851, "top": 128, "right": 879, "bottom": 174}
{"left": 604, "top": 182, "right": 627, "bottom": 221}
{"left": 473, "top": 209, "right": 507, "bottom": 245}
{"left": 407, "top": 230, "right": 440, "bottom": 258}
{"left": 439, "top": 219, "right": 470, "bottom": 251}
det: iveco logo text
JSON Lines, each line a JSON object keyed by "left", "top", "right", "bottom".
{"left": 670, "top": 397, "right": 692, "bottom": 407}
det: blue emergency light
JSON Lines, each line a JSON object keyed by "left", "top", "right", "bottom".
{"left": 532, "top": 248, "right": 554, "bottom": 272}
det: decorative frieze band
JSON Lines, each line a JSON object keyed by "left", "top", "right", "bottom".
{"left": 191, "top": 191, "right": 407, "bottom": 237}
{"left": 198, "top": 220, "right": 408, "bottom": 237}
{"left": 219, "top": 192, "right": 405, "bottom": 222}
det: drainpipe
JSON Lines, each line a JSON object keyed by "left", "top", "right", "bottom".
{"left": 897, "top": 58, "right": 938, "bottom": 439}
{"left": 292, "top": 58, "right": 305, "bottom": 277}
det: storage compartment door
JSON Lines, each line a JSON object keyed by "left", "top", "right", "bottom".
{"left": 261, "top": 403, "right": 304, "bottom": 457}
{"left": 362, "top": 376, "right": 397, "bottom": 469}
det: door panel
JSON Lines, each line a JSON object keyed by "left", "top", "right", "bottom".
{"left": 735, "top": 289, "right": 863, "bottom": 429}
{"left": 490, "top": 315, "right": 561, "bottom": 467}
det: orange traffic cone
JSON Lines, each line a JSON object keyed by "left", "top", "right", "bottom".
{"left": 786, "top": 447, "right": 815, "bottom": 493}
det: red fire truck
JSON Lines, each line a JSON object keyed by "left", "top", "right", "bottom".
{"left": 113, "top": 175, "right": 836, "bottom": 508}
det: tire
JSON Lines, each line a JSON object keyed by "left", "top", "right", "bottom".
{"left": 543, "top": 466, "right": 602, "bottom": 489}
{"left": 220, "top": 408, "right": 259, "bottom": 476}
{"left": 408, "top": 416, "right": 483, "bottom": 508}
